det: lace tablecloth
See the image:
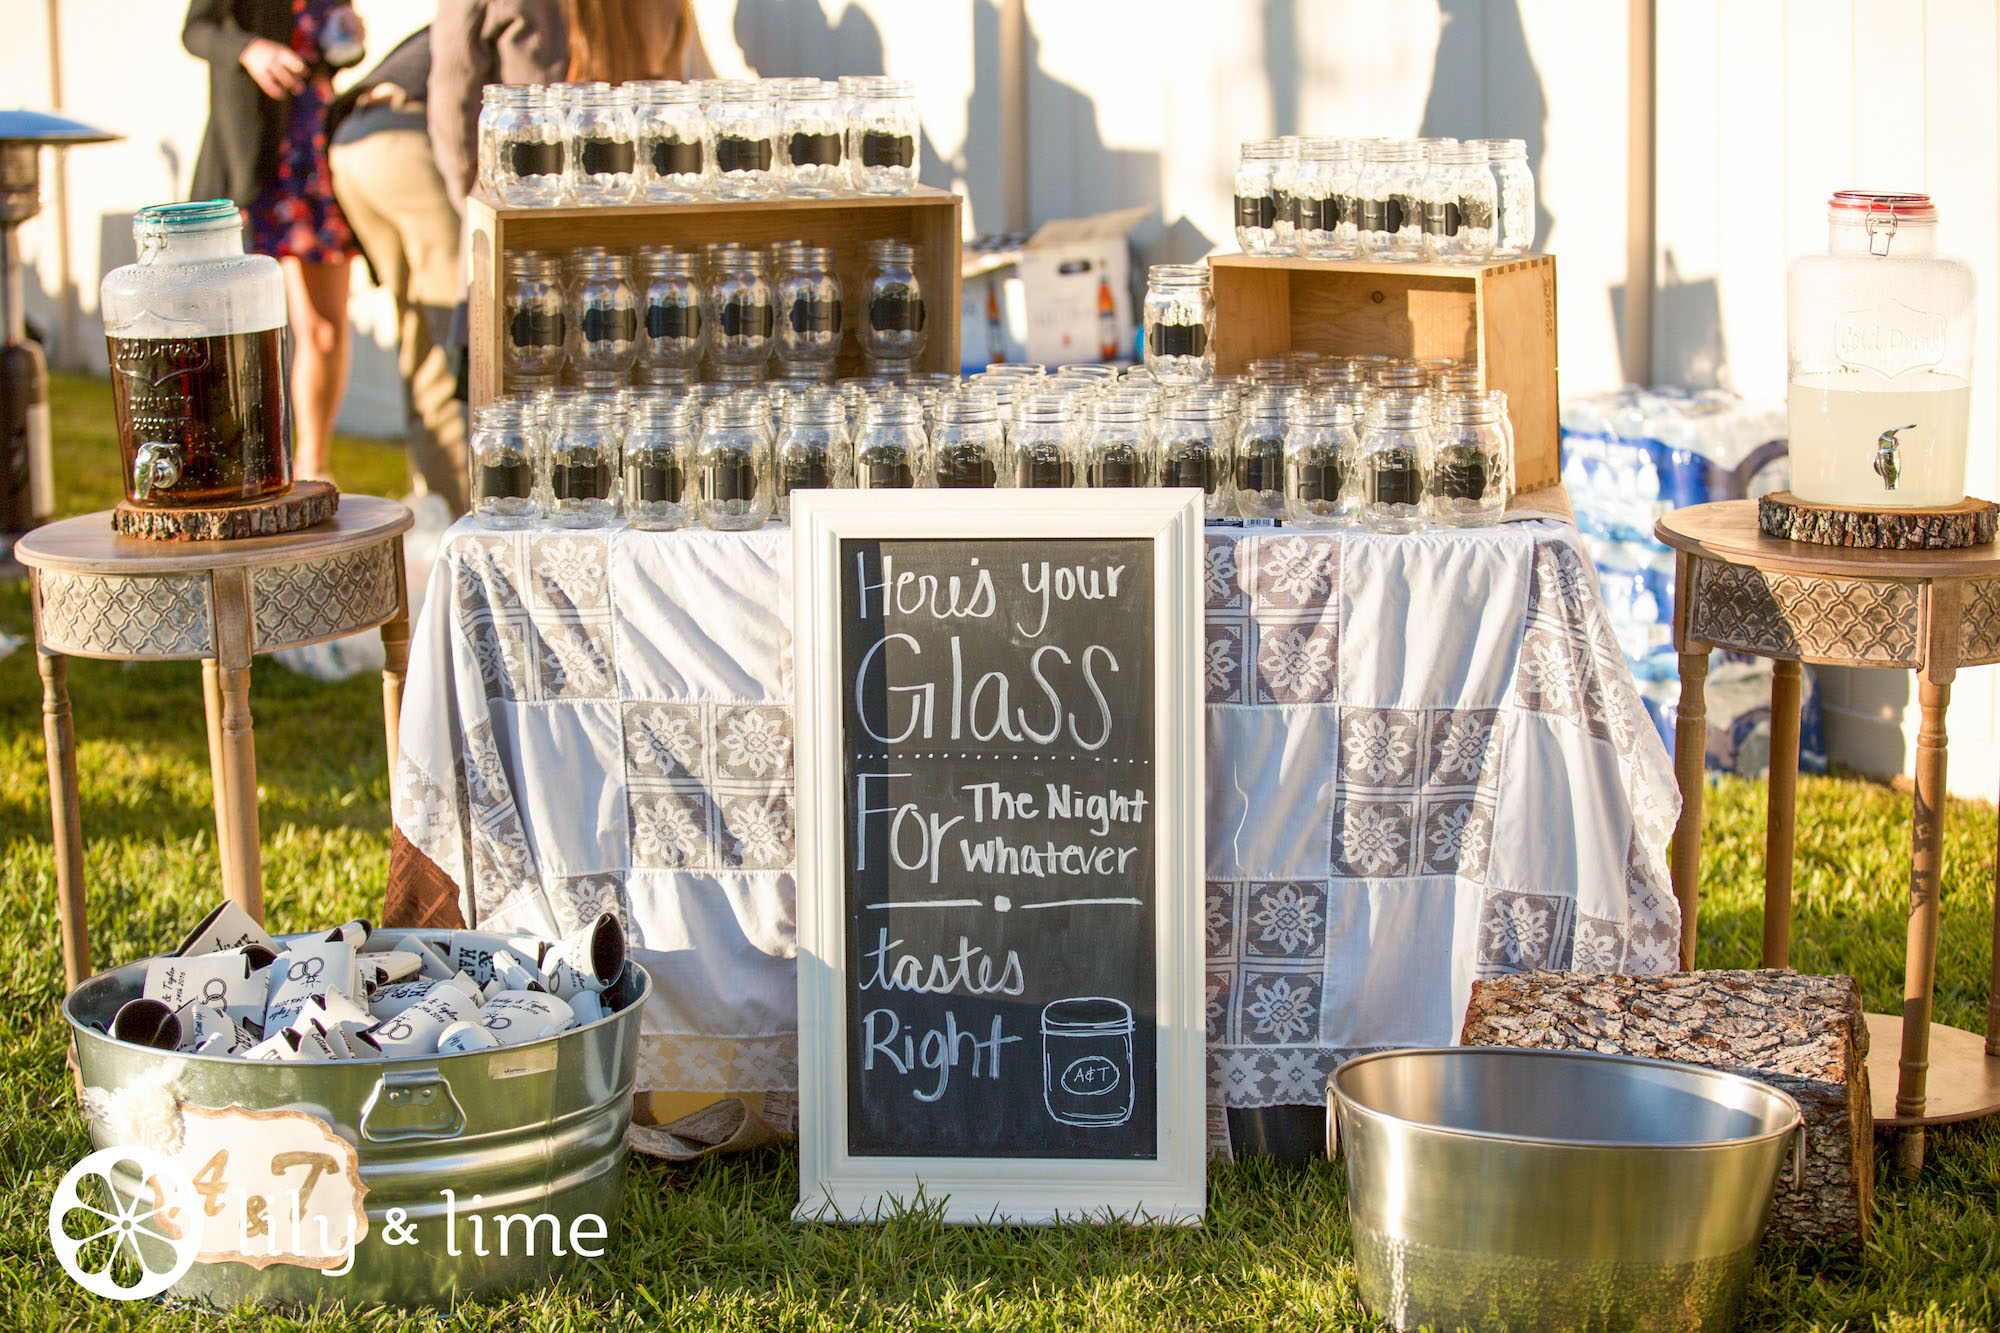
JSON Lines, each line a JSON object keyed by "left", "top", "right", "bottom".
{"left": 392, "top": 518, "right": 1679, "bottom": 1111}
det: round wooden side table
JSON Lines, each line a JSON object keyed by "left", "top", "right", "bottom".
{"left": 18, "top": 496, "right": 414, "bottom": 989}
{"left": 1657, "top": 499, "right": 2000, "bottom": 1174}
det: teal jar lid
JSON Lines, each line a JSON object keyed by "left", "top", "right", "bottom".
{"left": 134, "top": 200, "right": 241, "bottom": 233}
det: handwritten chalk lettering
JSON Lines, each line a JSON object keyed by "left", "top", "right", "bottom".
{"left": 854, "top": 775, "right": 964, "bottom": 883}
{"left": 1016, "top": 561, "right": 1128, "bottom": 638}
{"left": 861, "top": 929, "right": 1026, "bottom": 997}
{"left": 855, "top": 550, "right": 999, "bottom": 622}
{"left": 854, "top": 635, "right": 1119, "bottom": 749}
{"left": 960, "top": 838, "right": 1140, "bottom": 878}
{"left": 862, "top": 1007, "right": 1024, "bottom": 1102}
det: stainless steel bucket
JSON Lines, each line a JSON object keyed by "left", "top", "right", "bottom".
{"left": 1331, "top": 1047, "right": 1804, "bottom": 1333}
{"left": 62, "top": 928, "right": 649, "bottom": 1308}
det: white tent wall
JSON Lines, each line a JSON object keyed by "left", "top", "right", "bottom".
{"left": 8, "top": 0, "right": 1996, "bottom": 795}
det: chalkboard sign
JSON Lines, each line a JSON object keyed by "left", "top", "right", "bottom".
{"left": 793, "top": 490, "right": 1204, "bottom": 1226}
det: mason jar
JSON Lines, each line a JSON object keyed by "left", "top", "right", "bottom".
{"left": 1468, "top": 138, "right": 1535, "bottom": 257}
{"left": 1422, "top": 143, "right": 1498, "bottom": 264}
{"left": 631, "top": 80, "right": 709, "bottom": 201}
{"left": 1359, "top": 391, "right": 1430, "bottom": 532}
{"left": 860, "top": 239, "right": 927, "bottom": 378}
{"left": 1142, "top": 264, "right": 1213, "bottom": 387}
{"left": 468, "top": 401, "right": 543, "bottom": 529}
{"left": 1234, "top": 139, "right": 1289, "bottom": 255}
{"left": 633, "top": 246, "right": 704, "bottom": 386}
{"left": 623, "top": 396, "right": 696, "bottom": 531}
{"left": 929, "top": 387, "right": 1002, "bottom": 488}
{"left": 774, "top": 242, "right": 843, "bottom": 382}
{"left": 1158, "top": 394, "right": 1233, "bottom": 518}
{"left": 774, "top": 386, "right": 851, "bottom": 522}
{"left": 1006, "top": 390, "right": 1076, "bottom": 489}
{"left": 778, "top": 79, "right": 848, "bottom": 197}
{"left": 1427, "top": 390, "right": 1510, "bottom": 526}
{"left": 500, "top": 250, "right": 566, "bottom": 382}
{"left": 690, "top": 393, "right": 772, "bottom": 530}
{"left": 1083, "top": 396, "right": 1151, "bottom": 488}
{"left": 705, "top": 247, "right": 776, "bottom": 384}
{"left": 707, "top": 80, "right": 780, "bottom": 199}
{"left": 853, "top": 391, "right": 924, "bottom": 489}
{"left": 566, "top": 247, "right": 638, "bottom": 381}
{"left": 547, "top": 399, "right": 620, "bottom": 527}
{"left": 848, "top": 76, "right": 919, "bottom": 194}
{"left": 566, "top": 83, "right": 637, "bottom": 203}
{"left": 1358, "top": 140, "right": 1426, "bottom": 261}
{"left": 1285, "top": 389, "right": 1359, "bottom": 529}
{"left": 1233, "top": 386, "right": 1290, "bottom": 518}
{"left": 483, "top": 85, "right": 566, "bottom": 206}
{"left": 1295, "top": 139, "right": 1363, "bottom": 260}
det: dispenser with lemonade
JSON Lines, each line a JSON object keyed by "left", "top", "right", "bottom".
{"left": 1787, "top": 190, "right": 1976, "bottom": 508}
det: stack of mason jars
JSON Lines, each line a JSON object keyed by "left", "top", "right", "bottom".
{"left": 1233, "top": 135, "right": 1535, "bottom": 262}
{"left": 500, "top": 238, "right": 928, "bottom": 391}
{"left": 478, "top": 75, "right": 922, "bottom": 206}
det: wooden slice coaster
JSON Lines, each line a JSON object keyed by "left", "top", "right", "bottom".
{"left": 112, "top": 480, "right": 340, "bottom": 541}
{"left": 1757, "top": 490, "right": 1997, "bottom": 550}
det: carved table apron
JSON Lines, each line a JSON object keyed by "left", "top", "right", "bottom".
{"left": 1657, "top": 499, "right": 2000, "bottom": 1175}
{"left": 18, "top": 497, "right": 413, "bottom": 987}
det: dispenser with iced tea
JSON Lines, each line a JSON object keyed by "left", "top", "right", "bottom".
{"left": 1787, "top": 190, "right": 1976, "bottom": 509}
{"left": 99, "top": 201, "right": 291, "bottom": 509}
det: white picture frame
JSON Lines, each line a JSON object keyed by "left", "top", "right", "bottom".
{"left": 790, "top": 489, "right": 1206, "bottom": 1226}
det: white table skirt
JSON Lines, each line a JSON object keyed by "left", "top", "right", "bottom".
{"left": 393, "top": 517, "right": 1680, "bottom": 1110}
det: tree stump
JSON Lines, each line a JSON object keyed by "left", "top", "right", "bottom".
{"left": 1460, "top": 969, "right": 1870, "bottom": 1249}
{"left": 112, "top": 481, "right": 339, "bottom": 541}
{"left": 1757, "top": 491, "right": 1997, "bottom": 550}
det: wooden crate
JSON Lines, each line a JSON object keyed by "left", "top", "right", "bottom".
{"left": 467, "top": 187, "right": 963, "bottom": 406}
{"left": 1208, "top": 253, "right": 1561, "bottom": 492}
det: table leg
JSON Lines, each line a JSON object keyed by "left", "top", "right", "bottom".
{"left": 1989, "top": 784, "right": 2000, "bottom": 1057}
{"left": 201, "top": 660, "right": 231, "bottom": 874}
{"left": 1764, "top": 659, "right": 1803, "bottom": 969}
{"left": 1895, "top": 677, "right": 1951, "bottom": 1174}
{"left": 38, "top": 648, "right": 89, "bottom": 987}
{"left": 380, "top": 604, "right": 410, "bottom": 773}
{"left": 1670, "top": 647, "right": 1709, "bottom": 971}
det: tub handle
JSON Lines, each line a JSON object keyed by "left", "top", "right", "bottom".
{"left": 361, "top": 1068, "right": 466, "bottom": 1142}
{"left": 1784, "top": 1122, "right": 1807, "bottom": 1190}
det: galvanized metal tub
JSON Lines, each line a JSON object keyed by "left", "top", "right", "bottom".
{"left": 63, "top": 928, "right": 649, "bottom": 1308}
{"left": 1331, "top": 1047, "right": 1804, "bottom": 1333}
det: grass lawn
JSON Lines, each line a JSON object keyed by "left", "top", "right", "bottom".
{"left": 2, "top": 371, "right": 1998, "bottom": 1330}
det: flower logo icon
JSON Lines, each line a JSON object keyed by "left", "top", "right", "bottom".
{"left": 49, "top": 1146, "right": 200, "bottom": 1300}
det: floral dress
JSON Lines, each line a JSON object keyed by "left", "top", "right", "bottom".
{"left": 246, "top": 0, "right": 359, "bottom": 264}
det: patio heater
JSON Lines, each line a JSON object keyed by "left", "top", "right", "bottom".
{"left": 1, "top": 109, "right": 119, "bottom": 560}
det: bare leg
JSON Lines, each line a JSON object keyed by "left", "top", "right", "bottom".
{"left": 281, "top": 255, "right": 354, "bottom": 482}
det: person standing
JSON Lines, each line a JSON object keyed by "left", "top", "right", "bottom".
{"left": 328, "top": 29, "right": 469, "bottom": 512}
{"left": 184, "top": 0, "right": 362, "bottom": 485}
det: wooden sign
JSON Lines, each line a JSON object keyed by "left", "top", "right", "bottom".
{"left": 155, "top": 1104, "right": 369, "bottom": 1270}
{"left": 792, "top": 490, "right": 1204, "bottom": 1224}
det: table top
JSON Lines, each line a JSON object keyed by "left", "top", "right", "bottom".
{"left": 15, "top": 496, "right": 412, "bottom": 577}
{"left": 1656, "top": 500, "right": 2000, "bottom": 583}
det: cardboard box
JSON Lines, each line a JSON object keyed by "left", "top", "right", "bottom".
{"left": 960, "top": 206, "right": 1150, "bottom": 370}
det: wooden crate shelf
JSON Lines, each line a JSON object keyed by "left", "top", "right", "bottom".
{"left": 1209, "top": 253, "right": 1561, "bottom": 493}
{"left": 467, "top": 186, "right": 963, "bottom": 406}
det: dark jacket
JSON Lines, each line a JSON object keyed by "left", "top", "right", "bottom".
{"left": 183, "top": 0, "right": 295, "bottom": 207}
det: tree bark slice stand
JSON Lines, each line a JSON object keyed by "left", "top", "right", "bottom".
{"left": 112, "top": 480, "right": 340, "bottom": 541}
{"left": 1460, "top": 968, "right": 1871, "bottom": 1249}
{"left": 1757, "top": 490, "right": 1996, "bottom": 550}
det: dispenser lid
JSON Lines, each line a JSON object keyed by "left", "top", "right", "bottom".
{"left": 1828, "top": 190, "right": 1936, "bottom": 222}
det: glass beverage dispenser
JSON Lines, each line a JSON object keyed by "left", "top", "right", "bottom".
{"left": 1788, "top": 190, "right": 1976, "bottom": 508}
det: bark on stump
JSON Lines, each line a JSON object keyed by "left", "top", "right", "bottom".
{"left": 1757, "top": 491, "right": 1997, "bottom": 550}
{"left": 112, "top": 481, "right": 339, "bottom": 541}
{"left": 1459, "top": 968, "right": 1870, "bottom": 1249}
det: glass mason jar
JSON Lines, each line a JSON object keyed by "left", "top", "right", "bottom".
{"left": 483, "top": 85, "right": 566, "bottom": 206}
{"left": 1143, "top": 264, "right": 1214, "bottom": 387}
{"left": 622, "top": 396, "right": 696, "bottom": 531}
{"left": 774, "top": 387, "right": 851, "bottom": 522}
{"left": 929, "top": 387, "right": 1003, "bottom": 488}
{"left": 1270, "top": 136, "right": 1310, "bottom": 255}
{"left": 1083, "top": 397, "right": 1151, "bottom": 488}
{"left": 1285, "top": 389, "right": 1359, "bottom": 529}
{"left": 853, "top": 391, "right": 924, "bottom": 489}
{"left": 500, "top": 250, "right": 566, "bottom": 381}
{"left": 546, "top": 399, "right": 620, "bottom": 527}
{"left": 1233, "top": 386, "right": 1290, "bottom": 518}
{"left": 565, "top": 82, "right": 637, "bottom": 203}
{"left": 778, "top": 79, "right": 848, "bottom": 197}
{"left": 774, "top": 243, "right": 843, "bottom": 382}
{"left": 1427, "top": 390, "right": 1511, "bottom": 526}
{"left": 1788, "top": 190, "right": 1977, "bottom": 507}
{"left": 1357, "top": 140, "right": 1426, "bottom": 261}
{"left": 1234, "top": 139, "right": 1290, "bottom": 255}
{"left": 1468, "top": 138, "right": 1535, "bottom": 257}
{"left": 566, "top": 247, "right": 638, "bottom": 381}
{"left": 1422, "top": 143, "right": 1498, "bottom": 264}
{"left": 101, "top": 201, "right": 292, "bottom": 508}
{"left": 848, "top": 76, "right": 919, "bottom": 194}
{"left": 860, "top": 239, "right": 927, "bottom": 377}
{"left": 1293, "top": 139, "right": 1363, "bottom": 260}
{"left": 631, "top": 80, "right": 709, "bottom": 201}
{"left": 633, "top": 246, "right": 704, "bottom": 386}
{"left": 469, "top": 400, "right": 543, "bottom": 529}
{"left": 706, "top": 247, "right": 776, "bottom": 384}
{"left": 1158, "top": 394, "right": 1233, "bottom": 518}
{"left": 1007, "top": 390, "right": 1077, "bottom": 489}
{"left": 693, "top": 393, "right": 773, "bottom": 530}
{"left": 1358, "top": 391, "right": 1431, "bottom": 532}
{"left": 707, "top": 80, "right": 780, "bottom": 199}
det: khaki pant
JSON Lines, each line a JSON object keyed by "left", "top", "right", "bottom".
{"left": 330, "top": 124, "right": 468, "bottom": 512}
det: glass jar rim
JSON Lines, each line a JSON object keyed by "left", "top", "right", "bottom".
{"left": 1148, "top": 263, "right": 1209, "bottom": 285}
{"left": 1828, "top": 189, "right": 1936, "bottom": 224}
{"left": 134, "top": 199, "right": 240, "bottom": 237}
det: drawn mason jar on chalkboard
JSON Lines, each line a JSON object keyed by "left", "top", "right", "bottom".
{"left": 861, "top": 239, "right": 927, "bottom": 378}
{"left": 1042, "top": 998, "right": 1135, "bottom": 1127}
{"left": 565, "top": 247, "right": 638, "bottom": 387}
{"left": 502, "top": 250, "right": 565, "bottom": 384}
{"left": 847, "top": 76, "right": 919, "bottom": 195}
